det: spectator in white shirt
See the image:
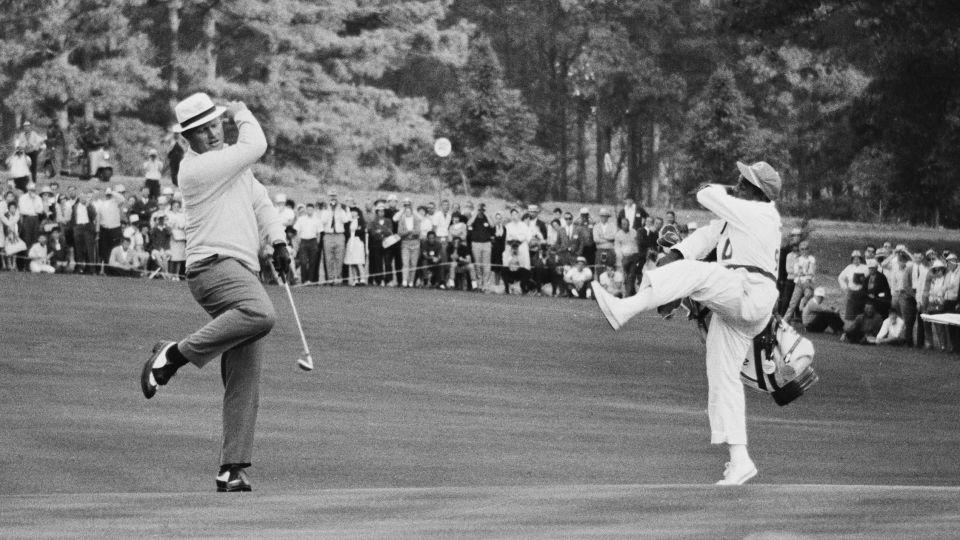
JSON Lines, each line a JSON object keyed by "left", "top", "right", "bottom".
{"left": 28, "top": 233, "right": 55, "bottom": 273}
{"left": 293, "top": 203, "right": 322, "bottom": 283}
{"left": 319, "top": 192, "right": 351, "bottom": 284}
{"left": 592, "top": 208, "right": 617, "bottom": 271}
{"left": 598, "top": 263, "right": 624, "bottom": 298}
{"left": 838, "top": 249, "right": 869, "bottom": 321}
{"left": 97, "top": 186, "right": 125, "bottom": 274}
{"left": 6, "top": 145, "right": 32, "bottom": 192}
{"left": 784, "top": 240, "right": 817, "bottom": 322}
{"left": 564, "top": 256, "right": 594, "bottom": 298}
{"left": 872, "top": 305, "right": 906, "bottom": 346}
{"left": 18, "top": 182, "right": 45, "bottom": 249}
{"left": 143, "top": 149, "right": 164, "bottom": 198}
{"left": 107, "top": 237, "right": 141, "bottom": 277}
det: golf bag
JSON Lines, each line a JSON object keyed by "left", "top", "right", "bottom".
{"left": 674, "top": 298, "right": 819, "bottom": 406}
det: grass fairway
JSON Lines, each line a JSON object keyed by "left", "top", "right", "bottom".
{"left": 2, "top": 273, "right": 960, "bottom": 537}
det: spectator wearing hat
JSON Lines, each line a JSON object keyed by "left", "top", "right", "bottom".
{"left": 943, "top": 253, "right": 960, "bottom": 313}
{"left": 556, "top": 211, "right": 578, "bottom": 268}
{"left": 617, "top": 197, "right": 648, "bottom": 231}
{"left": 920, "top": 259, "right": 949, "bottom": 349}
{"left": 467, "top": 203, "right": 495, "bottom": 291}
{"left": 778, "top": 240, "right": 799, "bottom": 315}
{"left": 838, "top": 249, "right": 869, "bottom": 322}
{"left": 777, "top": 227, "right": 803, "bottom": 310}
{"left": 27, "top": 233, "right": 55, "bottom": 273}
{"left": 592, "top": 207, "right": 617, "bottom": 272}
{"left": 864, "top": 258, "right": 892, "bottom": 317}
{"left": 143, "top": 149, "right": 164, "bottom": 199}
{"left": 293, "top": 203, "right": 321, "bottom": 284}
{"left": 563, "top": 256, "right": 593, "bottom": 298}
{"left": 884, "top": 245, "right": 918, "bottom": 346}
{"left": 783, "top": 240, "right": 817, "bottom": 322}
{"left": 431, "top": 199, "right": 453, "bottom": 257}
{"left": 504, "top": 208, "right": 534, "bottom": 276}
{"left": 872, "top": 305, "right": 906, "bottom": 346}
{"left": 842, "top": 302, "right": 884, "bottom": 344}
{"left": 6, "top": 144, "right": 32, "bottom": 192}
{"left": 801, "top": 287, "right": 845, "bottom": 334}
{"left": 912, "top": 249, "right": 937, "bottom": 347}
{"left": 367, "top": 202, "right": 394, "bottom": 286}
{"left": 396, "top": 198, "right": 421, "bottom": 287}
{"left": 527, "top": 204, "right": 548, "bottom": 240}
{"left": 12, "top": 121, "right": 46, "bottom": 182}
{"left": 574, "top": 208, "right": 595, "bottom": 267}
{"left": 167, "top": 199, "right": 187, "bottom": 278}
{"left": 491, "top": 211, "right": 506, "bottom": 289}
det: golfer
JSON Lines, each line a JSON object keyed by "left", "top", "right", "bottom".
{"left": 140, "top": 92, "right": 290, "bottom": 493}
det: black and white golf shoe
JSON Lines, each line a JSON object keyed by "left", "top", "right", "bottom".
{"left": 216, "top": 467, "right": 252, "bottom": 492}
{"left": 140, "top": 341, "right": 178, "bottom": 399}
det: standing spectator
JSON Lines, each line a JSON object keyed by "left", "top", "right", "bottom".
{"left": 873, "top": 306, "right": 906, "bottom": 346}
{"left": 943, "top": 252, "right": 960, "bottom": 312}
{"left": 3, "top": 201, "right": 26, "bottom": 270}
{"left": 598, "top": 263, "right": 624, "bottom": 298}
{"left": 863, "top": 258, "right": 892, "bottom": 317}
{"left": 635, "top": 216, "right": 658, "bottom": 275}
{"left": 319, "top": 191, "right": 349, "bottom": 284}
{"left": 563, "top": 256, "right": 593, "bottom": 298}
{"left": 143, "top": 149, "right": 163, "bottom": 199}
{"left": 396, "top": 198, "right": 420, "bottom": 287}
{"left": 344, "top": 207, "right": 366, "bottom": 285}
{"left": 837, "top": 249, "right": 869, "bottom": 322}
{"left": 784, "top": 240, "right": 816, "bottom": 322}
{"left": 166, "top": 137, "right": 184, "bottom": 186}
{"left": 777, "top": 227, "right": 802, "bottom": 312}
{"left": 527, "top": 204, "right": 549, "bottom": 240}
{"left": 27, "top": 233, "right": 55, "bottom": 273}
{"left": 778, "top": 241, "right": 799, "bottom": 315}
{"left": 55, "top": 187, "right": 76, "bottom": 251}
{"left": 6, "top": 145, "right": 32, "bottom": 192}
{"left": 17, "top": 183, "right": 45, "bottom": 269}
{"left": 556, "top": 211, "right": 578, "bottom": 269}
{"left": 616, "top": 197, "right": 647, "bottom": 231}
{"left": 842, "top": 302, "right": 884, "bottom": 344}
{"left": 167, "top": 200, "right": 187, "bottom": 278}
{"left": 888, "top": 246, "right": 917, "bottom": 346}
{"left": 467, "top": 203, "right": 494, "bottom": 291}
{"left": 501, "top": 241, "right": 532, "bottom": 294}
{"left": 293, "top": 203, "right": 321, "bottom": 284}
{"left": 449, "top": 213, "right": 468, "bottom": 245}
{"left": 96, "top": 186, "right": 125, "bottom": 274}
{"left": 575, "top": 208, "right": 595, "bottom": 266}
{"left": 432, "top": 199, "right": 453, "bottom": 258}
{"left": 71, "top": 190, "right": 98, "bottom": 274}
{"left": 920, "top": 259, "right": 948, "bottom": 349}
{"left": 592, "top": 208, "right": 617, "bottom": 271}
{"left": 13, "top": 121, "right": 45, "bottom": 182}
{"left": 149, "top": 214, "right": 172, "bottom": 276}
{"left": 504, "top": 208, "right": 532, "bottom": 275}
{"left": 801, "top": 287, "right": 845, "bottom": 334}
{"left": 614, "top": 216, "right": 640, "bottom": 296}
{"left": 912, "top": 249, "right": 936, "bottom": 347}
{"left": 384, "top": 194, "right": 403, "bottom": 285}
{"left": 367, "top": 202, "right": 393, "bottom": 286}
{"left": 491, "top": 212, "right": 506, "bottom": 290}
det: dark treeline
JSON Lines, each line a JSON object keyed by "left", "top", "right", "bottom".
{"left": 1, "top": 1, "right": 957, "bottom": 225}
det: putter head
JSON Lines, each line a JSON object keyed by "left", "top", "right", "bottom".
{"left": 297, "top": 354, "right": 314, "bottom": 371}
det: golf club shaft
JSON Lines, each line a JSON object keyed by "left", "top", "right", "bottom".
{"left": 270, "top": 265, "right": 312, "bottom": 358}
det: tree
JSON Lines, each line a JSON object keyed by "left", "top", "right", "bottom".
{"left": 433, "top": 38, "right": 551, "bottom": 201}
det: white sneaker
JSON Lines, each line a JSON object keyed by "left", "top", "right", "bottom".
{"left": 591, "top": 281, "right": 626, "bottom": 330}
{"left": 715, "top": 460, "right": 757, "bottom": 485}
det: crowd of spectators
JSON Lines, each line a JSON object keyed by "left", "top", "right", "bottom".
{"left": 778, "top": 229, "right": 960, "bottom": 351}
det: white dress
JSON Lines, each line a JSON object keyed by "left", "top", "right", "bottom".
{"left": 344, "top": 220, "right": 365, "bottom": 265}
{"left": 167, "top": 210, "right": 187, "bottom": 261}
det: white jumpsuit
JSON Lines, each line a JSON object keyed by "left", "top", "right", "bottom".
{"left": 640, "top": 186, "right": 782, "bottom": 445}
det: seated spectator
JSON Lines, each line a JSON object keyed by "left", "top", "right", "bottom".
{"left": 107, "top": 237, "right": 141, "bottom": 277}
{"left": 531, "top": 244, "right": 563, "bottom": 296}
{"left": 149, "top": 216, "right": 173, "bottom": 276}
{"left": 801, "top": 287, "right": 844, "bottom": 334}
{"left": 598, "top": 263, "right": 624, "bottom": 298}
{"left": 445, "top": 236, "right": 474, "bottom": 290}
{"left": 872, "top": 305, "right": 906, "bottom": 346}
{"left": 27, "top": 234, "right": 55, "bottom": 274}
{"left": 564, "top": 256, "right": 594, "bottom": 298}
{"left": 47, "top": 228, "right": 70, "bottom": 273}
{"left": 842, "top": 302, "right": 884, "bottom": 344}
{"left": 502, "top": 241, "right": 532, "bottom": 295}
{"left": 420, "top": 231, "right": 443, "bottom": 288}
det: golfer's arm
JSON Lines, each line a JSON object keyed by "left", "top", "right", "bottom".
{"left": 673, "top": 219, "right": 722, "bottom": 261}
{"left": 184, "top": 110, "right": 267, "bottom": 189}
{"left": 696, "top": 185, "right": 754, "bottom": 231}
{"left": 252, "top": 181, "right": 285, "bottom": 246}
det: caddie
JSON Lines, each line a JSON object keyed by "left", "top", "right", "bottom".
{"left": 139, "top": 92, "right": 291, "bottom": 492}
{"left": 592, "top": 160, "right": 783, "bottom": 485}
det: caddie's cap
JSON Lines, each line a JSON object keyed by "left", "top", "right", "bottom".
{"left": 173, "top": 92, "right": 226, "bottom": 133}
{"left": 814, "top": 287, "right": 826, "bottom": 297}
{"left": 866, "top": 258, "right": 878, "bottom": 268}
{"left": 736, "top": 160, "right": 782, "bottom": 201}
{"left": 599, "top": 207, "right": 612, "bottom": 216}
{"left": 162, "top": 186, "right": 175, "bottom": 196}
{"left": 790, "top": 227, "right": 802, "bottom": 235}
{"left": 579, "top": 207, "right": 590, "bottom": 214}
{"left": 576, "top": 256, "right": 587, "bottom": 263}
{"left": 851, "top": 250, "right": 863, "bottom": 258}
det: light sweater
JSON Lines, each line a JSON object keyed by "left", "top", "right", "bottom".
{"left": 178, "top": 109, "right": 283, "bottom": 272}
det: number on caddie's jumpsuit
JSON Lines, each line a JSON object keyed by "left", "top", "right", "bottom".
{"left": 721, "top": 238, "right": 733, "bottom": 260}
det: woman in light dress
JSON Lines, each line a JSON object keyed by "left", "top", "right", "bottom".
{"left": 344, "top": 208, "right": 366, "bottom": 285}
{"left": 166, "top": 199, "right": 187, "bottom": 279}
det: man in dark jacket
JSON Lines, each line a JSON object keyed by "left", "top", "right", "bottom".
{"left": 864, "top": 258, "right": 892, "bottom": 317}
{"left": 467, "top": 203, "right": 495, "bottom": 291}
{"left": 71, "top": 190, "right": 98, "bottom": 274}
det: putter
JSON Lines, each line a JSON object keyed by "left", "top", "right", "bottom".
{"left": 271, "top": 265, "right": 314, "bottom": 371}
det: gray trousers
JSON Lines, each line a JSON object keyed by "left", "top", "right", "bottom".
{"left": 323, "top": 233, "right": 345, "bottom": 283}
{"left": 179, "top": 256, "right": 276, "bottom": 467}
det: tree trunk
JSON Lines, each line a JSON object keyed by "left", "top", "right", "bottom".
{"left": 203, "top": 7, "right": 218, "bottom": 89}
{"left": 596, "top": 118, "right": 612, "bottom": 203}
{"left": 575, "top": 100, "right": 587, "bottom": 201}
{"left": 557, "top": 95, "right": 568, "bottom": 201}
{"left": 626, "top": 115, "right": 642, "bottom": 203}
{"left": 168, "top": 0, "right": 182, "bottom": 110}
{"left": 649, "top": 122, "right": 661, "bottom": 208}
